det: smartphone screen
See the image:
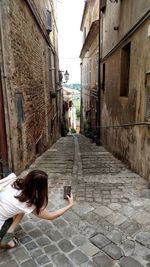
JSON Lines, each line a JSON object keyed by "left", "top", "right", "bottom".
{"left": 64, "top": 186, "right": 71, "bottom": 199}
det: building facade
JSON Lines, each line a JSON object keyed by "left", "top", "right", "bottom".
{"left": 0, "top": 0, "right": 61, "bottom": 176}
{"left": 63, "top": 87, "right": 76, "bottom": 133}
{"left": 80, "top": 0, "right": 99, "bottom": 137}
{"left": 80, "top": 0, "right": 150, "bottom": 180}
{"left": 100, "top": 0, "right": 150, "bottom": 180}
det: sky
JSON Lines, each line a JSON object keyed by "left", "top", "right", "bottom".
{"left": 57, "top": 0, "right": 84, "bottom": 84}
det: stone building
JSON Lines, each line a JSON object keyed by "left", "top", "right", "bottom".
{"left": 80, "top": 0, "right": 99, "bottom": 136}
{"left": 0, "top": 0, "right": 61, "bottom": 175}
{"left": 63, "top": 87, "right": 76, "bottom": 132}
{"left": 100, "top": 0, "right": 150, "bottom": 180}
{"left": 80, "top": 0, "right": 150, "bottom": 180}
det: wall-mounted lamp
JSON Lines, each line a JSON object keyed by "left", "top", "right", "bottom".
{"left": 64, "top": 70, "right": 69, "bottom": 83}
{"left": 58, "top": 70, "right": 70, "bottom": 84}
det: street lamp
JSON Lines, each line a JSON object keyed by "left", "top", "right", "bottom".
{"left": 64, "top": 70, "right": 69, "bottom": 83}
{"left": 58, "top": 70, "right": 69, "bottom": 84}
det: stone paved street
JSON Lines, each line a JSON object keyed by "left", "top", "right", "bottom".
{"left": 0, "top": 134, "right": 150, "bottom": 267}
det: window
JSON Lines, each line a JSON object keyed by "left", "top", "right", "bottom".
{"left": 54, "top": 54, "right": 57, "bottom": 88}
{"left": 145, "top": 72, "right": 150, "bottom": 119}
{"left": 102, "top": 63, "right": 105, "bottom": 91}
{"left": 16, "top": 93, "right": 24, "bottom": 127}
{"left": 87, "top": 62, "right": 89, "bottom": 84}
{"left": 146, "top": 85, "right": 150, "bottom": 118}
{"left": 120, "top": 42, "right": 131, "bottom": 97}
{"left": 48, "top": 119, "right": 51, "bottom": 135}
{"left": 46, "top": 10, "right": 52, "bottom": 33}
{"left": 51, "top": 52, "right": 56, "bottom": 91}
{"left": 36, "top": 138, "right": 42, "bottom": 155}
{"left": 100, "top": 0, "right": 106, "bottom": 12}
{"left": 83, "top": 65, "right": 86, "bottom": 85}
{"left": 48, "top": 47, "right": 53, "bottom": 91}
{"left": 89, "top": 59, "right": 91, "bottom": 85}
{"left": 96, "top": 51, "right": 99, "bottom": 85}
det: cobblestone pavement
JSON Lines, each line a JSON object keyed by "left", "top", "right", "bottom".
{"left": 1, "top": 134, "right": 150, "bottom": 267}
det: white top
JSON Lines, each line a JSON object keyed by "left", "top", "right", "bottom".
{"left": 0, "top": 182, "right": 35, "bottom": 230}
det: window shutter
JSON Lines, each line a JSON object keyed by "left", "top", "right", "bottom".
{"left": 46, "top": 10, "right": 52, "bottom": 33}
{"left": 100, "top": 0, "right": 107, "bottom": 12}
{"left": 48, "top": 47, "right": 53, "bottom": 91}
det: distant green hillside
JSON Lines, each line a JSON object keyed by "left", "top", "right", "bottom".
{"left": 74, "top": 97, "right": 80, "bottom": 118}
{"left": 63, "top": 83, "right": 81, "bottom": 118}
{"left": 64, "top": 83, "right": 81, "bottom": 91}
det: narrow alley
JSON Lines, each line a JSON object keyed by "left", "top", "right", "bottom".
{"left": 0, "top": 134, "right": 150, "bottom": 267}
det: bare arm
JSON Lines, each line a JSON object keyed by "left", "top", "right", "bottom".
{"left": 32, "top": 194, "right": 73, "bottom": 220}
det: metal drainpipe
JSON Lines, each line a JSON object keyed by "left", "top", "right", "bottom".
{"left": 97, "top": 0, "right": 101, "bottom": 145}
{"left": 0, "top": 2, "right": 14, "bottom": 172}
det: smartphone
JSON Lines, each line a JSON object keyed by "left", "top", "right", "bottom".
{"left": 64, "top": 186, "right": 71, "bottom": 199}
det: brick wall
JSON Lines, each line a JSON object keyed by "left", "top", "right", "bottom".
{"left": 1, "top": 0, "right": 60, "bottom": 174}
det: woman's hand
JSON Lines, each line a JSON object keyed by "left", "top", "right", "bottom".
{"left": 33, "top": 193, "right": 74, "bottom": 221}
{"left": 66, "top": 193, "right": 73, "bottom": 207}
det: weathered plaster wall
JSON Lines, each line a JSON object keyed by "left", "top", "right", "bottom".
{"left": 102, "top": 0, "right": 150, "bottom": 57}
{"left": 101, "top": 18, "right": 150, "bottom": 179}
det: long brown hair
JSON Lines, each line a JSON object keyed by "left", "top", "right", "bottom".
{"left": 12, "top": 170, "right": 48, "bottom": 214}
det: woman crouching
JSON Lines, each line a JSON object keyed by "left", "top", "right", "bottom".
{"left": 0, "top": 170, "right": 73, "bottom": 248}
